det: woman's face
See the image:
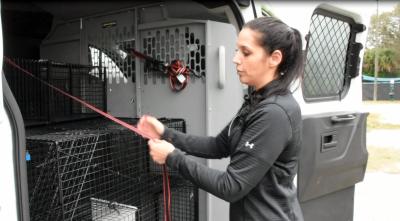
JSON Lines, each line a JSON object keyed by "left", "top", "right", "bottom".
{"left": 233, "top": 28, "right": 276, "bottom": 89}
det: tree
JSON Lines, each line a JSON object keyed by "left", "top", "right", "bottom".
{"left": 364, "top": 3, "right": 400, "bottom": 77}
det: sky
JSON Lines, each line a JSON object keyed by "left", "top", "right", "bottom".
{"left": 343, "top": 0, "right": 398, "bottom": 20}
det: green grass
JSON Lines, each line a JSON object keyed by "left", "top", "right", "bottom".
{"left": 367, "top": 146, "right": 400, "bottom": 173}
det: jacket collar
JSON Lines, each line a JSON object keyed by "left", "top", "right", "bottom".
{"left": 249, "top": 81, "right": 275, "bottom": 105}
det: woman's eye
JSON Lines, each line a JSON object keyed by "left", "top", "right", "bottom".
{"left": 242, "top": 51, "right": 250, "bottom": 56}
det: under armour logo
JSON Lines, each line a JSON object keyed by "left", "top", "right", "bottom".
{"left": 245, "top": 141, "right": 254, "bottom": 149}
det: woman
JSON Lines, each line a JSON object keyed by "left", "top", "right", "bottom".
{"left": 138, "top": 16, "right": 304, "bottom": 221}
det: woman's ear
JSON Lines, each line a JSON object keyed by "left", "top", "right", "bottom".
{"left": 269, "top": 50, "right": 282, "bottom": 68}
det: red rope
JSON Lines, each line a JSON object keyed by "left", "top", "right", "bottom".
{"left": 128, "top": 49, "right": 190, "bottom": 92}
{"left": 162, "top": 165, "right": 172, "bottom": 221}
{"left": 4, "top": 56, "right": 172, "bottom": 221}
{"left": 167, "top": 60, "right": 190, "bottom": 92}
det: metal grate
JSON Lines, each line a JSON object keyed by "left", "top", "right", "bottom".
{"left": 149, "top": 118, "right": 186, "bottom": 176}
{"left": 26, "top": 118, "right": 196, "bottom": 221}
{"left": 158, "top": 182, "right": 196, "bottom": 221}
{"left": 141, "top": 24, "right": 206, "bottom": 84}
{"left": 302, "top": 13, "right": 351, "bottom": 100}
{"left": 3, "top": 58, "right": 106, "bottom": 125}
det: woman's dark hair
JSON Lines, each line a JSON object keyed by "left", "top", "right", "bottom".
{"left": 243, "top": 16, "right": 304, "bottom": 97}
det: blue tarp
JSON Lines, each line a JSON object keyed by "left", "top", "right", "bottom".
{"left": 362, "top": 75, "right": 400, "bottom": 82}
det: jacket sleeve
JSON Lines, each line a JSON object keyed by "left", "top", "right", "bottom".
{"left": 161, "top": 124, "right": 231, "bottom": 159}
{"left": 166, "top": 104, "right": 292, "bottom": 202}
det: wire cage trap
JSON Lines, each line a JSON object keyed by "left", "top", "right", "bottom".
{"left": 3, "top": 58, "right": 107, "bottom": 126}
{"left": 26, "top": 118, "right": 197, "bottom": 221}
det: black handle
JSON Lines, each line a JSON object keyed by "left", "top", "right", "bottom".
{"left": 331, "top": 114, "right": 356, "bottom": 123}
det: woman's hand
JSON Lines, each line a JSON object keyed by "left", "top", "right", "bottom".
{"left": 148, "top": 139, "right": 175, "bottom": 165}
{"left": 137, "top": 115, "right": 165, "bottom": 139}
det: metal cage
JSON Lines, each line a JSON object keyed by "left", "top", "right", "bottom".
{"left": 3, "top": 58, "right": 107, "bottom": 126}
{"left": 26, "top": 118, "right": 197, "bottom": 221}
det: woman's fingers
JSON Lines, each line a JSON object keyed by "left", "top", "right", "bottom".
{"left": 147, "top": 139, "right": 175, "bottom": 165}
{"left": 137, "top": 115, "right": 161, "bottom": 139}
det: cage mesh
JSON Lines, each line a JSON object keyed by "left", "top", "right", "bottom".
{"left": 3, "top": 58, "right": 106, "bottom": 125}
{"left": 26, "top": 118, "right": 197, "bottom": 221}
{"left": 302, "top": 13, "right": 351, "bottom": 100}
{"left": 141, "top": 24, "right": 206, "bottom": 84}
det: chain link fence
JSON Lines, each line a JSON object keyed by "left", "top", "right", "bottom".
{"left": 362, "top": 81, "right": 400, "bottom": 100}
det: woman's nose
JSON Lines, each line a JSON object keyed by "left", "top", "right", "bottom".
{"left": 233, "top": 52, "right": 241, "bottom": 65}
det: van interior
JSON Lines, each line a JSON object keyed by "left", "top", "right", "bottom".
{"left": 2, "top": 1, "right": 246, "bottom": 220}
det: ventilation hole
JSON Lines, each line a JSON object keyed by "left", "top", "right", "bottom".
{"left": 185, "top": 27, "right": 189, "bottom": 38}
{"left": 161, "top": 48, "right": 165, "bottom": 60}
{"left": 170, "top": 35, "right": 174, "bottom": 44}
{"left": 175, "top": 30, "right": 179, "bottom": 43}
{"left": 152, "top": 49, "right": 156, "bottom": 58}
{"left": 166, "top": 29, "right": 170, "bottom": 40}
{"left": 201, "top": 45, "right": 205, "bottom": 56}
{"left": 161, "top": 36, "right": 165, "bottom": 47}
{"left": 171, "top": 48, "right": 175, "bottom": 58}
{"left": 166, "top": 54, "right": 170, "bottom": 64}
{"left": 195, "top": 39, "right": 200, "bottom": 44}
{"left": 166, "top": 42, "right": 170, "bottom": 52}
{"left": 152, "top": 37, "right": 155, "bottom": 47}
{"left": 156, "top": 43, "right": 160, "bottom": 53}
{"left": 190, "top": 59, "right": 195, "bottom": 69}
{"left": 196, "top": 65, "right": 200, "bottom": 73}
{"left": 190, "top": 51, "right": 195, "bottom": 58}
{"left": 190, "top": 33, "right": 194, "bottom": 44}
{"left": 201, "top": 59, "right": 205, "bottom": 70}
{"left": 143, "top": 38, "right": 147, "bottom": 46}
{"left": 196, "top": 52, "right": 200, "bottom": 64}
{"left": 156, "top": 31, "right": 160, "bottom": 41}
{"left": 147, "top": 45, "right": 151, "bottom": 55}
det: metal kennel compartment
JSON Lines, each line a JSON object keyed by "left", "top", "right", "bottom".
{"left": 136, "top": 19, "right": 243, "bottom": 221}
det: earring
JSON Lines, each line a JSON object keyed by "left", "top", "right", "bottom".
{"left": 280, "top": 72, "right": 285, "bottom": 76}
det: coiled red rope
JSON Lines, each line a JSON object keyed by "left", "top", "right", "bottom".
{"left": 167, "top": 59, "right": 190, "bottom": 92}
{"left": 4, "top": 56, "right": 172, "bottom": 221}
{"left": 129, "top": 49, "right": 191, "bottom": 92}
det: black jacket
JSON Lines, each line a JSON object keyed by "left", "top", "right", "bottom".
{"left": 163, "top": 85, "right": 304, "bottom": 221}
